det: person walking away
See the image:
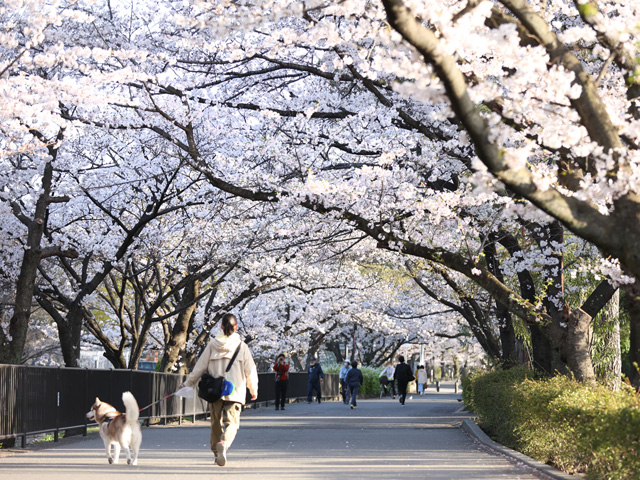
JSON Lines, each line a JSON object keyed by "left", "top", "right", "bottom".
{"left": 183, "top": 313, "right": 258, "bottom": 467}
{"left": 394, "top": 356, "right": 414, "bottom": 406}
{"left": 273, "top": 354, "right": 289, "bottom": 410}
{"left": 379, "top": 362, "right": 396, "bottom": 398}
{"left": 413, "top": 364, "right": 420, "bottom": 393}
{"left": 417, "top": 365, "right": 428, "bottom": 395}
{"left": 339, "top": 360, "right": 351, "bottom": 404}
{"left": 307, "top": 357, "right": 324, "bottom": 403}
{"left": 346, "top": 360, "right": 364, "bottom": 408}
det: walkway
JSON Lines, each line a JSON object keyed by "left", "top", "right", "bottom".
{"left": 0, "top": 383, "right": 547, "bottom": 479}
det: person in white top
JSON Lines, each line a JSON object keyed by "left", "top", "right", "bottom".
{"left": 379, "top": 362, "right": 396, "bottom": 398}
{"left": 183, "top": 313, "right": 258, "bottom": 467}
{"left": 339, "top": 360, "right": 351, "bottom": 404}
{"left": 416, "top": 365, "right": 428, "bottom": 395}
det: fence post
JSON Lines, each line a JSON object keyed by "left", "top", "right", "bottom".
{"left": 54, "top": 367, "right": 60, "bottom": 443}
{"left": 83, "top": 368, "right": 88, "bottom": 436}
{"left": 147, "top": 371, "right": 153, "bottom": 427}
{"left": 20, "top": 366, "right": 26, "bottom": 448}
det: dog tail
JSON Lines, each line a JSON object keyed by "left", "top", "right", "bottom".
{"left": 122, "top": 391, "right": 139, "bottom": 424}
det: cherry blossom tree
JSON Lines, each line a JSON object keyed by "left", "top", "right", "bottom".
{"left": 3, "top": 0, "right": 637, "bottom": 384}
{"left": 378, "top": 0, "right": 640, "bottom": 380}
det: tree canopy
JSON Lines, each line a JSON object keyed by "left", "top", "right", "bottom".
{"left": 1, "top": 0, "right": 638, "bottom": 382}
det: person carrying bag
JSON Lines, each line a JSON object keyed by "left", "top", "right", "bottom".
{"left": 197, "top": 343, "right": 241, "bottom": 403}
{"left": 183, "top": 313, "right": 258, "bottom": 467}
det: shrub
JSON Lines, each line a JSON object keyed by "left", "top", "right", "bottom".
{"left": 464, "top": 368, "right": 640, "bottom": 479}
{"left": 323, "top": 363, "right": 342, "bottom": 376}
{"left": 464, "top": 366, "right": 532, "bottom": 446}
{"left": 323, "top": 363, "right": 382, "bottom": 395}
{"left": 359, "top": 366, "right": 382, "bottom": 395}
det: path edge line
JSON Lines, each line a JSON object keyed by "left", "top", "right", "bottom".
{"left": 461, "top": 419, "right": 583, "bottom": 480}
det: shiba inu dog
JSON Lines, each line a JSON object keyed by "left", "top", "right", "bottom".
{"left": 86, "top": 391, "right": 141, "bottom": 465}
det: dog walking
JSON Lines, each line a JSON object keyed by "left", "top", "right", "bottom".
{"left": 86, "top": 391, "right": 141, "bottom": 466}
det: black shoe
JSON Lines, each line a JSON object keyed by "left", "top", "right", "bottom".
{"left": 275, "top": 406, "right": 279, "bottom": 410}
{"left": 281, "top": 407, "right": 285, "bottom": 411}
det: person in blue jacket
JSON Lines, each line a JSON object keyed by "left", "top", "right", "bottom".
{"left": 307, "top": 357, "right": 324, "bottom": 403}
{"left": 345, "top": 360, "right": 364, "bottom": 409}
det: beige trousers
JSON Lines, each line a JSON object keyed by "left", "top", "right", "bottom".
{"left": 209, "top": 400, "right": 242, "bottom": 454}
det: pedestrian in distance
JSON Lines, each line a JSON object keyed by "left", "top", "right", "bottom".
{"left": 339, "top": 360, "right": 351, "bottom": 404}
{"left": 273, "top": 353, "right": 289, "bottom": 411}
{"left": 417, "top": 365, "right": 428, "bottom": 395}
{"left": 182, "top": 313, "right": 258, "bottom": 467}
{"left": 345, "top": 360, "right": 364, "bottom": 409}
{"left": 379, "top": 361, "right": 396, "bottom": 398}
{"left": 306, "top": 357, "right": 324, "bottom": 403}
{"left": 394, "top": 356, "right": 414, "bottom": 406}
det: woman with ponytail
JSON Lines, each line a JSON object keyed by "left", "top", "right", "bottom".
{"left": 184, "top": 313, "right": 258, "bottom": 467}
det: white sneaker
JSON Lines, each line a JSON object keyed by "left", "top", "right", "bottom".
{"left": 216, "top": 442, "right": 227, "bottom": 466}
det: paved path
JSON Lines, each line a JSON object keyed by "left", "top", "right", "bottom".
{"left": 0, "top": 384, "right": 546, "bottom": 479}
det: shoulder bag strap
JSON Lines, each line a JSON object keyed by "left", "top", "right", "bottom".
{"left": 225, "top": 343, "right": 242, "bottom": 373}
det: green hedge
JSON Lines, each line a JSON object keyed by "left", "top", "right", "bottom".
{"left": 463, "top": 367, "right": 640, "bottom": 479}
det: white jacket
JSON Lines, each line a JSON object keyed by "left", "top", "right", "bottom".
{"left": 185, "top": 332, "right": 258, "bottom": 404}
{"left": 380, "top": 365, "right": 395, "bottom": 379}
{"left": 417, "top": 369, "right": 428, "bottom": 384}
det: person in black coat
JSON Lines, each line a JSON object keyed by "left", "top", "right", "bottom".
{"left": 306, "top": 357, "right": 324, "bottom": 403}
{"left": 394, "top": 356, "right": 414, "bottom": 406}
{"left": 345, "top": 360, "right": 364, "bottom": 409}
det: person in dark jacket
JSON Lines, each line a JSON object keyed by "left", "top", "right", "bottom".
{"left": 273, "top": 354, "right": 290, "bottom": 411}
{"left": 345, "top": 360, "right": 364, "bottom": 409}
{"left": 394, "top": 356, "right": 414, "bottom": 406}
{"left": 307, "top": 357, "right": 324, "bottom": 403}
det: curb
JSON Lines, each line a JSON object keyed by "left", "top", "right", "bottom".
{"left": 461, "top": 419, "right": 583, "bottom": 480}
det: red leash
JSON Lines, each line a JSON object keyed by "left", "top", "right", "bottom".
{"left": 138, "top": 393, "right": 175, "bottom": 412}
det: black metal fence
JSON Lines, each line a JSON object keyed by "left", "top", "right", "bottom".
{"left": 0, "top": 365, "right": 338, "bottom": 447}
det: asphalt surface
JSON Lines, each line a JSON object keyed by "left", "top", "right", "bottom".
{"left": 0, "top": 383, "right": 547, "bottom": 479}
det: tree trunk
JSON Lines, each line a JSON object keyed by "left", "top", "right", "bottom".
{"left": 290, "top": 353, "right": 303, "bottom": 372}
{"left": 593, "top": 290, "right": 622, "bottom": 389}
{"left": 160, "top": 278, "right": 201, "bottom": 373}
{"left": 564, "top": 308, "right": 596, "bottom": 383}
{"left": 56, "top": 307, "right": 84, "bottom": 367}
{"left": 529, "top": 324, "right": 554, "bottom": 375}
{"left": 483, "top": 236, "right": 518, "bottom": 366}
{"left": 498, "top": 310, "right": 518, "bottom": 367}
{"left": 624, "top": 279, "right": 640, "bottom": 385}
{"left": 0, "top": 161, "right": 55, "bottom": 364}
{"left": 324, "top": 340, "right": 344, "bottom": 364}
{"left": 102, "top": 346, "right": 126, "bottom": 369}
